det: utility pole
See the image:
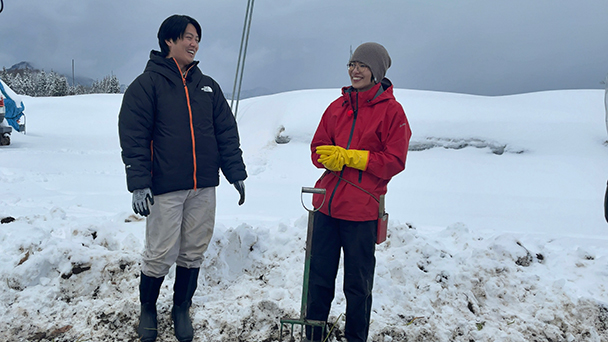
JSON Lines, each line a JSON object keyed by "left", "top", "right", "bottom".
{"left": 604, "top": 74, "right": 608, "bottom": 137}
{"left": 230, "top": 0, "right": 255, "bottom": 119}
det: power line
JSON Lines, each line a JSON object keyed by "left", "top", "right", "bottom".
{"left": 230, "top": 0, "right": 255, "bottom": 119}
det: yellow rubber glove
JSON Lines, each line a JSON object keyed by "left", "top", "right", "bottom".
{"left": 317, "top": 150, "right": 346, "bottom": 171}
{"left": 316, "top": 145, "right": 369, "bottom": 171}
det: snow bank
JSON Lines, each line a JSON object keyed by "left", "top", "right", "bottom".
{"left": 0, "top": 89, "right": 607, "bottom": 341}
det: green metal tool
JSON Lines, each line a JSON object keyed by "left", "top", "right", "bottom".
{"left": 279, "top": 187, "right": 327, "bottom": 342}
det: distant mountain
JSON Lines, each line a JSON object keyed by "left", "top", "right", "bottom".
{"left": 6, "top": 61, "right": 95, "bottom": 87}
{"left": 9, "top": 61, "right": 36, "bottom": 71}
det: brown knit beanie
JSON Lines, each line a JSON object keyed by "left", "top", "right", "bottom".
{"left": 350, "top": 42, "right": 392, "bottom": 83}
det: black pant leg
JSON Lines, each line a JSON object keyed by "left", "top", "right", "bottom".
{"left": 306, "top": 211, "right": 341, "bottom": 339}
{"left": 341, "top": 219, "right": 377, "bottom": 342}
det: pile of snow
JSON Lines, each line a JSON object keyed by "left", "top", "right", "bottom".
{"left": 0, "top": 88, "right": 607, "bottom": 341}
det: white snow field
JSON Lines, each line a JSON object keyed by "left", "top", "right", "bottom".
{"left": 0, "top": 88, "right": 607, "bottom": 341}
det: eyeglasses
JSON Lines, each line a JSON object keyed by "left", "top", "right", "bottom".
{"left": 347, "top": 62, "right": 369, "bottom": 70}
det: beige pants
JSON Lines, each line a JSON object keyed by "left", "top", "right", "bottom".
{"left": 142, "top": 187, "right": 216, "bottom": 278}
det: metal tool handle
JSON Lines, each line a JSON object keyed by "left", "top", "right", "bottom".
{"left": 300, "top": 186, "right": 326, "bottom": 320}
{"left": 302, "top": 187, "right": 326, "bottom": 194}
{"left": 301, "top": 187, "right": 326, "bottom": 213}
{"left": 379, "top": 194, "right": 385, "bottom": 217}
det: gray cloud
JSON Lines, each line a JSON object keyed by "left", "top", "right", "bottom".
{"left": 0, "top": 0, "right": 606, "bottom": 96}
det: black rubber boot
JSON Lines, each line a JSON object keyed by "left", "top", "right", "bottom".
{"left": 137, "top": 272, "right": 164, "bottom": 342}
{"left": 172, "top": 266, "right": 200, "bottom": 342}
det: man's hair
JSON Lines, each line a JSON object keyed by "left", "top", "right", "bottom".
{"left": 157, "top": 15, "right": 202, "bottom": 57}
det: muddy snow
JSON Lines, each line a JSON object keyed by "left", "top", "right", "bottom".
{"left": 1, "top": 89, "right": 607, "bottom": 341}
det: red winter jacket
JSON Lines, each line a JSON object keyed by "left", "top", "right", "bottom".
{"left": 311, "top": 79, "right": 412, "bottom": 221}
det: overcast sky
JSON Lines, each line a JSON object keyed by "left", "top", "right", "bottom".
{"left": 0, "top": 1, "right": 607, "bottom": 96}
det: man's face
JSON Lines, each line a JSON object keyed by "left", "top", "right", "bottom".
{"left": 166, "top": 24, "right": 199, "bottom": 72}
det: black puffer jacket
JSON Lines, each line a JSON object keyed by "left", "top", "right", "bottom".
{"left": 119, "top": 51, "right": 247, "bottom": 195}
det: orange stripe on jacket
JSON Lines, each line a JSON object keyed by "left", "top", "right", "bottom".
{"left": 173, "top": 58, "right": 198, "bottom": 190}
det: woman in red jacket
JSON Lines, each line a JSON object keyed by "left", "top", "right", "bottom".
{"left": 306, "top": 42, "right": 412, "bottom": 342}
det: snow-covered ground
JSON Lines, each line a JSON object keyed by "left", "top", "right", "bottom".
{"left": 0, "top": 88, "right": 607, "bottom": 341}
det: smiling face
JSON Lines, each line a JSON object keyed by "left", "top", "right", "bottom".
{"left": 166, "top": 23, "right": 199, "bottom": 72}
{"left": 348, "top": 61, "right": 375, "bottom": 92}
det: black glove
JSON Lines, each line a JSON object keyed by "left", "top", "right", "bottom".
{"left": 233, "top": 180, "right": 245, "bottom": 206}
{"left": 132, "top": 188, "right": 154, "bottom": 216}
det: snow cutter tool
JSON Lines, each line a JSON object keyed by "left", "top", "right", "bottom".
{"left": 279, "top": 187, "right": 328, "bottom": 342}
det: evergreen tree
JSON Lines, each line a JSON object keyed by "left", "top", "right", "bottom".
{"left": 21, "top": 73, "right": 35, "bottom": 96}
{"left": 14, "top": 73, "right": 29, "bottom": 95}
{"left": 107, "top": 74, "right": 121, "bottom": 94}
{"left": 0, "top": 67, "right": 9, "bottom": 86}
{"left": 90, "top": 79, "right": 100, "bottom": 94}
{"left": 72, "top": 84, "right": 88, "bottom": 95}
{"left": 0, "top": 66, "right": 122, "bottom": 96}
{"left": 35, "top": 70, "right": 48, "bottom": 96}
{"left": 51, "top": 72, "right": 69, "bottom": 96}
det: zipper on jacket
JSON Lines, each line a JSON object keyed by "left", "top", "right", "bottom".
{"left": 174, "top": 58, "right": 198, "bottom": 189}
{"left": 345, "top": 91, "right": 359, "bottom": 149}
{"left": 328, "top": 90, "right": 359, "bottom": 216}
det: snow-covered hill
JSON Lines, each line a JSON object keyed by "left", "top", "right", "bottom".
{"left": 0, "top": 88, "right": 607, "bottom": 341}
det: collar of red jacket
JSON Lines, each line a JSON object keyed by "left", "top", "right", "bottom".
{"left": 341, "top": 78, "right": 394, "bottom": 108}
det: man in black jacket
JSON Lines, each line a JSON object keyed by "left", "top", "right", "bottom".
{"left": 118, "top": 14, "right": 247, "bottom": 342}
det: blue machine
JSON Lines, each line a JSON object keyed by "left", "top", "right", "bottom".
{"left": 0, "top": 80, "right": 26, "bottom": 145}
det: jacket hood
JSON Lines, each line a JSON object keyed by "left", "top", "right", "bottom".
{"left": 144, "top": 50, "right": 200, "bottom": 82}
{"left": 341, "top": 77, "right": 394, "bottom": 109}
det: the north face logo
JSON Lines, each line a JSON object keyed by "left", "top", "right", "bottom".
{"left": 202, "top": 86, "right": 213, "bottom": 93}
